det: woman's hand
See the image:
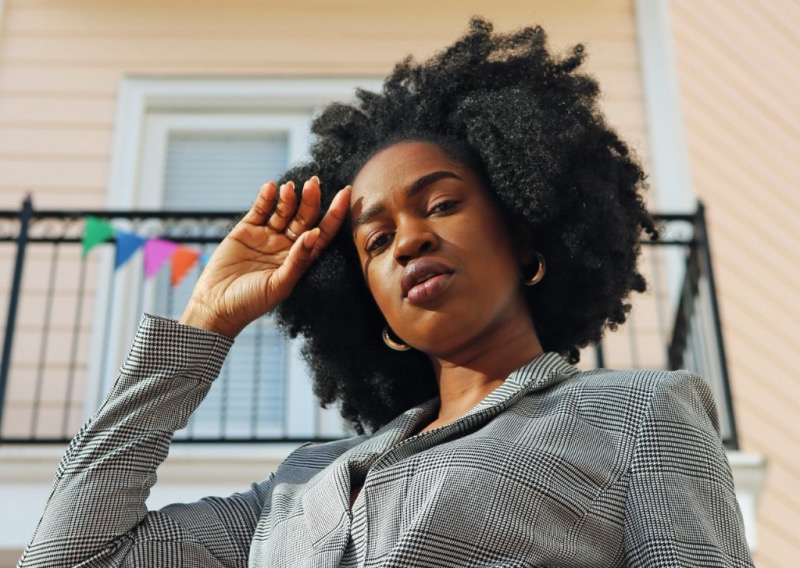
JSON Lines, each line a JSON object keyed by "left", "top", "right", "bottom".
{"left": 180, "top": 177, "right": 350, "bottom": 338}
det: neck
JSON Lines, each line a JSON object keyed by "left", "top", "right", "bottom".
{"left": 428, "top": 315, "right": 543, "bottom": 427}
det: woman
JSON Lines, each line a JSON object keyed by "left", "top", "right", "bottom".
{"left": 20, "top": 19, "right": 753, "bottom": 568}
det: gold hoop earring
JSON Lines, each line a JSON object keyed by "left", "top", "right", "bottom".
{"left": 382, "top": 327, "right": 411, "bottom": 351}
{"left": 522, "top": 252, "right": 546, "bottom": 286}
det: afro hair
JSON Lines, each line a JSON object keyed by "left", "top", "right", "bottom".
{"left": 273, "top": 17, "right": 657, "bottom": 434}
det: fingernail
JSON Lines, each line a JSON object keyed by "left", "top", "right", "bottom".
{"left": 310, "top": 175, "right": 320, "bottom": 185}
{"left": 303, "top": 227, "right": 321, "bottom": 249}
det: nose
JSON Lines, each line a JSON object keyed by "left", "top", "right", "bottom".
{"left": 393, "top": 218, "right": 437, "bottom": 265}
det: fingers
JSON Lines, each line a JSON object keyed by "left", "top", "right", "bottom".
{"left": 266, "top": 182, "right": 298, "bottom": 233}
{"left": 270, "top": 186, "right": 350, "bottom": 294}
{"left": 308, "top": 186, "right": 351, "bottom": 258}
{"left": 247, "top": 177, "right": 348, "bottom": 253}
{"left": 242, "top": 182, "right": 277, "bottom": 225}
{"left": 284, "top": 176, "right": 321, "bottom": 241}
{"left": 269, "top": 228, "right": 321, "bottom": 299}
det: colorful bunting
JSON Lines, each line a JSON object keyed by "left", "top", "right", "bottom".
{"left": 171, "top": 246, "right": 201, "bottom": 287}
{"left": 144, "top": 239, "right": 180, "bottom": 279}
{"left": 81, "top": 217, "right": 212, "bottom": 287}
{"left": 82, "top": 216, "right": 115, "bottom": 257}
{"left": 114, "top": 231, "right": 147, "bottom": 269}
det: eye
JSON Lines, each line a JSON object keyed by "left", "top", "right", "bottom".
{"left": 428, "top": 199, "right": 460, "bottom": 215}
{"left": 365, "top": 232, "right": 393, "bottom": 254}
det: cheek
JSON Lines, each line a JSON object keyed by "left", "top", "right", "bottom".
{"left": 360, "top": 255, "right": 398, "bottom": 315}
{"left": 468, "top": 239, "right": 522, "bottom": 304}
{"left": 453, "top": 217, "right": 518, "bottom": 275}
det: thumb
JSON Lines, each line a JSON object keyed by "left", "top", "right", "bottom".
{"left": 269, "top": 228, "right": 321, "bottom": 301}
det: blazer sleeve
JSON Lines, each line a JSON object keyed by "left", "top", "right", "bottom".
{"left": 622, "top": 371, "right": 754, "bottom": 568}
{"left": 18, "top": 314, "right": 272, "bottom": 568}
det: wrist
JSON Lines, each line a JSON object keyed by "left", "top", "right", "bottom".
{"left": 179, "top": 302, "right": 240, "bottom": 339}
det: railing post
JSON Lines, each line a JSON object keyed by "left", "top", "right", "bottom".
{"left": 695, "top": 200, "right": 739, "bottom": 450}
{"left": 594, "top": 342, "right": 605, "bottom": 368}
{"left": 0, "top": 194, "right": 33, "bottom": 428}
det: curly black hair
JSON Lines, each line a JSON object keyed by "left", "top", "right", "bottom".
{"left": 274, "top": 17, "right": 657, "bottom": 434}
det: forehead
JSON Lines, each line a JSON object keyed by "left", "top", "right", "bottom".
{"left": 350, "top": 141, "right": 465, "bottom": 200}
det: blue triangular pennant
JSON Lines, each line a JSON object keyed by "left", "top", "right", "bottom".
{"left": 115, "top": 231, "right": 148, "bottom": 269}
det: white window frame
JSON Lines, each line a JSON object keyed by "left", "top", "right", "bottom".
{"left": 138, "top": 112, "right": 312, "bottom": 209}
{"left": 635, "top": 0, "right": 694, "bottom": 214}
{"left": 85, "top": 78, "right": 382, "bottom": 438}
{"left": 634, "top": 0, "right": 694, "bottom": 307}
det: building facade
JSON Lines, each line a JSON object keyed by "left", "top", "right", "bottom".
{"left": 0, "top": 0, "right": 793, "bottom": 565}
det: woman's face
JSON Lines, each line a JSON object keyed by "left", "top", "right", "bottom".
{"left": 350, "top": 141, "right": 533, "bottom": 357}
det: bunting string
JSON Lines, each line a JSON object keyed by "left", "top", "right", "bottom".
{"left": 81, "top": 216, "right": 211, "bottom": 287}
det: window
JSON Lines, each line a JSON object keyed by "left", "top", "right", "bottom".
{"left": 86, "top": 78, "right": 381, "bottom": 439}
{"left": 150, "top": 120, "right": 298, "bottom": 439}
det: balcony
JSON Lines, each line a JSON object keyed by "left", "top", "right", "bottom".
{"left": 0, "top": 197, "right": 740, "bottom": 447}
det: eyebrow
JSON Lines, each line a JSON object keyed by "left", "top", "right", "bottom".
{"left": 352, "top": 170, "right": 463, "bottom": 233}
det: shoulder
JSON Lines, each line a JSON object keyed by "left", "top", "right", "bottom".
{"left": 585, "top": 368, "right": 717, "bottom": 430}
{"left": 518, "top": 367, "right": 720, "bottom": 442}
{"left": 564, "top": 368, "right": 714, "bottom": 416}
{"left": 566, "top": 366, "right": 705, "bottom": 393}
{"left": 593, "top": 368, "right": 718, "bottom": 432}
{"left": 555, "top": 368, "right": 723, "bottom": 452}
{"left": 547, "top": 369, "right": 727, "bottom": 477}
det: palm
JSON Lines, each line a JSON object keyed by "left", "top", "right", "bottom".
{"left": 182, "top": 178, "right": 350, "bottom": 338}
{"left": 199, "top": 225, "right": 291, "bottom": 316}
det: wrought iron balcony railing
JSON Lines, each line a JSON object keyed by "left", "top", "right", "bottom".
{"left": 0, "top": 198, "right": 738, "bottom": 449}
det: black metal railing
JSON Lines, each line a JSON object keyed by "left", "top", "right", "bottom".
{"left": 666, "top": 203, "right": 738, "bottom": 448}
{"left": 0, "top": 197, "right": 738, "bottom": 448}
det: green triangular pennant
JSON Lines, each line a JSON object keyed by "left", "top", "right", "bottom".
{"left": 82, "top": 216, "right": 115, "bottom": 257}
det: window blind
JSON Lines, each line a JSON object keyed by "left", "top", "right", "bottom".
{"left": 155, "top": 130, "right": 292, "bottom": 438}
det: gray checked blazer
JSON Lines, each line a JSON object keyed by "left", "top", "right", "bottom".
{"left": 18, "top": 314, "right": 754, "bottom": 567}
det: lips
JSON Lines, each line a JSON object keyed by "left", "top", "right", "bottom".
{"left": 401, "top": 259, "right": 454, "bottom": 304}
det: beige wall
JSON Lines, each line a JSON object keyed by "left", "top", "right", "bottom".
{"left": 669, "top": 1, "right": 799, "bottom": 566}
{"left": 0, "top": 1, "right": 653, "bottom": 438}
{"left": 0, "top": 0, "right": 647, "bottom": 209}
{"left": 5, "top": 0, "right": 784, "bottom": 564}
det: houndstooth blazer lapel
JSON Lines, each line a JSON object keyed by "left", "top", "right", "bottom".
{"left": 290, "top": 352, "right": 578, "bottom": 565}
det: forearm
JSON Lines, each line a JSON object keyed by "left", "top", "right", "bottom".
{"left": 19, "top": 314, "right": 233, "bottom": 568}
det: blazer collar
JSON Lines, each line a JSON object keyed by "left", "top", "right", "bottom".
{"left": 299, "top": 352, "right": 578, "bottom": 552}
{"left": 471, "top": 351, "right": 578, "bottom": 413}
{"left": 372, "top": 351, "right": 578, "bottom": 441}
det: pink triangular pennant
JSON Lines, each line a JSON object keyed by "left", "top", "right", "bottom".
{"left": 143, "top": 238, "right": 179, "bottom": 279}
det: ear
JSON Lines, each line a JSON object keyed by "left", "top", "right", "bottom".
{"left": 512, "top": 221, "right": 537, "bottom": 265}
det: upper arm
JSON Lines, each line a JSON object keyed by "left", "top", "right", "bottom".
{"left": 622, "top": 372, "right": 754, "bottom": 568}
{"left": 17, "top": 315, "right": 266, "bottom": 568}
{"left": 141, "top": 476, "right": 274, "bottom": 566}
